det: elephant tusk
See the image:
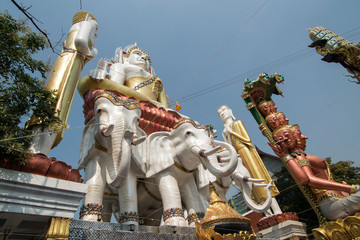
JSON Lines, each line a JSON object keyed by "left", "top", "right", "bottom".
{"left": 131, "top": 135, "right": 146, "bottom": 145}
{"left": 253, "top": 183, "right": 268, "bottom": 188}
{"left": 248, "top": 177, "right": 266, "bottom": 183}
{"left": 102, "top": 124, "right": 114, "bottom": 137}
{"left": 218, "top": 156, "right": 231, "bottom": 162}
{"left": 202, "top": 145, "right": 221, "bottom": 156}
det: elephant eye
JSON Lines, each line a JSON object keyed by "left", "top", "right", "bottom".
{"left": 186, "top": 131, "right": 191, "bottom": 135}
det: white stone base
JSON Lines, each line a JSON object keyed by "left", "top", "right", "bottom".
{"left": 257, "top": 220, "right": 308, "bottom": 240}
{"left": 0, "top": 168, "right": 87, "bottom": 218}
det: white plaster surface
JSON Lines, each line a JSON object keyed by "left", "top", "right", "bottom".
{"left": 257, "top": 220, "right": 308, "bottom": 240}
{"left": 0, "top": 168, "right": 87, "bottom": 218}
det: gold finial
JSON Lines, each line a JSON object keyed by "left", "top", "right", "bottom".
{"left": 72, "top": 11, "right": 96, "bottom": 25}
{"left": 195, "top": 183, "right": 257, "bottom": 239}
{"left": 209, "top": 183, "right": 226, "bottom": 205}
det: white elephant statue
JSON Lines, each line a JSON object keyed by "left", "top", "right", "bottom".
{"left": 78, "top": 90, "right": 146, "bottom": 223}
{"left": 132, "top": 118, "right": 239, "bottom": 227}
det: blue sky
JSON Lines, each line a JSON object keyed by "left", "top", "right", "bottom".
{"left": 3, "top": 0, "right": 360, "bottom": 198}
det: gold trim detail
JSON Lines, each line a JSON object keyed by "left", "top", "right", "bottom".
{"left": 95, "top": 92, "right": 141, "bottom": 110}
{"left": 172, "top": 118, "right": 206, "bottom": 130}
{"left": 312, "top": 212, "right": 360, "bottom": 240}
{"left": 241, "top": 92, "right": 250, "bottom": 99}
{"left": 215, "top": 180, "right": 230, "bottom": 190}
{"left": 95, "top": 142, "right": 107, "bottom": 153}
{"left": 142, "top": 181, "right": 162, "bottom": 201}
{"left": 282, "top": 154, "right": 293, "bottom": 163}
{"left": 246, "top": 102, "right": 256, "bottom": 110}
{"left": 173, "top": 160, "right": 194, "bottom": 173}
{"left": 103, "top": 192, "right": 118, "bottom": 197}
{"left": 72, "top": 11, "right": 96, "bottom": 25}
{"left": 297, "top": 158, "right": 311, "bottom": 167}
{"left": 45, "top": 217, "right": 71, "bottom": 240}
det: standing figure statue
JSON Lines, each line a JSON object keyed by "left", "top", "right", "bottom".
{"left": 217, "top": 105, "right": 282, "bottom": 216}
{"left": 27, "top": 11, "right": 98, "bottom": 155}
{"left": 270, "top": 125, "right": 360, "bottom": 222}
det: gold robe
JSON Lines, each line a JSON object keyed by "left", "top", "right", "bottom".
{"left": 229, "top": 120, "right": 279, "bottom": 202}
{"left": 125, "top": 75, "right": 169, "bottom": 108}
{"left": 27, "top": 24, "right": 89, "bottom": 148}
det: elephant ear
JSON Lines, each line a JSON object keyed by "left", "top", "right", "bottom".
{"left": 79, "top": 118, "right": 96, "bottom": 169}
{"left": 196, "top": 164, "right": 216, "bottom": 189}
{"left": 145, "top": 131, "right": 174, "bottom": 178}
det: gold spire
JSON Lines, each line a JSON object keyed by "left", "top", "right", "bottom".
{"left": 195, "top": 183, "right": 257, "bottom": 240}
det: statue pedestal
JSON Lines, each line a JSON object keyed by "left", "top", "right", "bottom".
{"left": 70, "top": 220, "right": 197, "bottom": 239}
{"left": 0, "top": 168, "right": 87, "bottom": 239}
{"left": 257, "top": 220, "right": 308, "bottom": 240}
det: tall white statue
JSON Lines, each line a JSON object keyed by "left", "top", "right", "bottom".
{"left": 28, "top": 11, "right": 98, "bottom": 155}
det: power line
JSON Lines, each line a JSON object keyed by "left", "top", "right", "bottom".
{"left": 171, "top": 28, "right": 360, "bottom": 105}
{"left": 175, "top": 0, "right": 270, "bottom": 98}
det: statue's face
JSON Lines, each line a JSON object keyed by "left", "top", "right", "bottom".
{"left": 217, "top": 106, "right": 232, "bottom": 122}
{"left": 269, "top": 101, "right": 277, "bottom": 113}
{"left": 258, "top": 101, "right": 277, "bottom": 116}
{"left": 266, "top": 114, "right": 280, "bottom": 130}
{"left": 277, "top": 112, "right": 289, "bottom": 125}
{"left": 258, "top": 102, "right": 270, "bottom": 116}
{"left": 128, "top": 49, "right": 150, "bottom": 71}
{"left": 274, "top": 129, "right": 297, "bottom": 150}
{"left": 292, "top": 127, "right": 308, "bottom": 150}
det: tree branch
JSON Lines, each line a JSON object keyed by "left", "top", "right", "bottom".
{"left": 10, "top": 0, "right": 56, "bottom": 53}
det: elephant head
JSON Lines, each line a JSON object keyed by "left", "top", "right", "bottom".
{"left": 198, "top": 149, "right": 274, "bottom": 213}
{"left": 79, "top": 92, "right": 145, "bottom": 189}
{"left": 144, "top": 118, "right": 238, "bottom": 178}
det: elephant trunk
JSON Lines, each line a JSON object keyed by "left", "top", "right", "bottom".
{"left": 105, "top": 114, "right": 132, "bottom": 189}
{"left": 241, "top": 181, "right": 274, "bottom": 213}
{"left": 191, "top": 140, "right": 237, "bottom": 178}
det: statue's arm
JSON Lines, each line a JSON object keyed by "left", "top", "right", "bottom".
{"left": 221, "top": 130, "right": 231, "bottom": 145}
{"left": 225, "top": 125, "right": 251, "bottom": 144}
{"left": 158, "top": 88, "right": 169, "bottom": 109}
{"left": 74, "top": 16, "right": 98, "bottom": 59}
{"left": 286, "top": 157, "right": 352, "bottom": 193}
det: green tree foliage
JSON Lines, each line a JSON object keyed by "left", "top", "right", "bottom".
{"left": 273, "top": 158, "right": 360, "bottom": 233}
{"left": 326, "top": 158, "right": 360, "bottom": 185}
{"left": 0, "top": 11, "right": 59, "bottom": 164}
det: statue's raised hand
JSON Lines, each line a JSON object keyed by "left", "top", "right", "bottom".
{"left": 267, "top": 141, "right": 287, "bottom": 158}
{"left": 89, "top": 58, "right": 108, "bottom": 82}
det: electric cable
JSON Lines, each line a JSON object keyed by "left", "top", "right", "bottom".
{"left": 175, "top": 0, "right": 270, "bottom": 99}
{"left": 170, "top": 28, "right": 360, "bottom": 105}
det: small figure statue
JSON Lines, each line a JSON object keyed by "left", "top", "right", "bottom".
{"left": 269, "top": 125, "right": 360, "bottom": 221}
{"left": 217, "top": 105, "right": 281, "bottom": 215}
{"left": 27, "top": 11, "right": 98, "bottom": 155}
